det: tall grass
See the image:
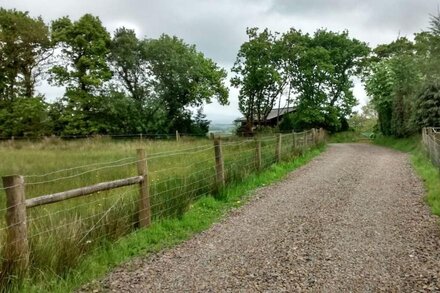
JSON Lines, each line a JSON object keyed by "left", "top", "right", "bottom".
{"left": 374, "top": 135, "right": 440, "bottom": 216}
{"left": 25, "top": 143, "right": 326, "bottom": 293}
{"left": 0, "top": 132, "right": 320, "bottom": 291}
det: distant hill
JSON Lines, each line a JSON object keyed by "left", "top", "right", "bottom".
{"left": 209, "top": 123, "right": 235, "bottom": 135}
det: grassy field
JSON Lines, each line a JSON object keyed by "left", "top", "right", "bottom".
{"left": 0, "top": 132, "right": 321, "bottom": 291}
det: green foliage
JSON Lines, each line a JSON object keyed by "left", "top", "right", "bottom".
{"left": 349, "top": 107, "right": 377, "bottom": 134}
{"left": 0, "top": 10, "right": 228, "bottom": 137}
{"left": 232, "top": 27, "right": 369, "bottom": 133}
{"left": 366, "top": 11, "right": 440, "bottom": 137}
{"left": 52, "top": 90, "right": 148, "bottom": 135}
{"left": 365, "top": 41, "right": 421, "bottom": 137}
{"left": 49, "top": 14, "right": 114, "bottom": 135}
{"left": 278, "top": 112, "right": 296, "bottom": 131}
{"left": 109, "top": 27, "right": 152, "bottom": 105}
{"left": 144, "top": 34, "right": 229, "bottom": 132}
{"left": 231, "top": 28, "right": 284, "bottom": 133}
{"left": 284, "top": 29, "right": 369, "bottom": 131}
{"left": 0, "top": 8, "right": 50, "bottom": 100}
{"left": 328, "top": 131, "right": 364, "bottom": 143}
{"left": 413, "top": 83, "right": 440, "bottom": 128}
{"left": 0, "top": 97, "right": 51, "bottom": 137}
{"left": 190, "top": 108, "right": 210, "bottom": 136}
{"left": 50, "top": 14, "right": 112, "bottom": 91}
{"left": 372, "top": 37, "right": 415, "bottom": 61}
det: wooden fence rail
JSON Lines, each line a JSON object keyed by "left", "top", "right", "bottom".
{"left": 1, "top": 128, "right": 326, "bottom": 278}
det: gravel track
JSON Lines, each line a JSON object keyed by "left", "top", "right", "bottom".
{"left": 88, "top": 143, "right": 440, "bottom": 292}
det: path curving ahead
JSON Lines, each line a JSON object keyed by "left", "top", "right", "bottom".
{"left": 92, "top": 143, "right": 440, "bottom": 292}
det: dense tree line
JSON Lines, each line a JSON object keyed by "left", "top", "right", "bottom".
{"left": 231, "top": 11, "right": 440, "bottom": 136}
{"left": 364, "top": 13, "right": 440, "bottom": 137}
{"left": 231, "top": 27, "right": 370, "bottom": 133}
{"left": 0, "top": 9, "right": 229, "bottom": 137}
{"left": 3, "top": 8, "right": 439, "bottom": 138}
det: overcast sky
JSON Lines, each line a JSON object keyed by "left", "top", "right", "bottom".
{"left": 2, "top": 0, "right": 439, "bottom": 123}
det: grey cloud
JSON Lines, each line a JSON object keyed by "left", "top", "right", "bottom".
{"left": 269, "top": 0, "right": 363, "bottom": 15}
{"left": 269, "top": 0, "right": 438, "bottom": 43}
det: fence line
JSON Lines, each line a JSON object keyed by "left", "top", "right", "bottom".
{"left": 422, "top": 127, "right": 440, "bottom": 167}
{"left": 0, "top": 128, "right": 326, "bottom": 284}
{"left": 23, "top": 157, "right": 137, "bottom": 178}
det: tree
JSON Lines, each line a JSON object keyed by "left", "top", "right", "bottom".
{"left": 313, "top": 30, "right": 369, "bottom": 117}
{"left": 231, "top": 28, "right": 284, "bottom": 133}
{"left": 143, "top": 34, "right": 228, "bottom": 133}
{"left": 50, "top": 14, "right": 111, "bottom": 92}
{"left": 413, "top": 83, "right": 440, "bottom": 129}
{"left": 414, "top": 12, "right": 440, "bottom": 85}
{"left": 191, "top": 107, "right": 210, "bottom": 136}
{"left": 372, "top": 37, "right": 414, "bottom": 61}
{"left": 365, "top": 57, "right": 419, "bottom": 137}
{"left": 281, "top": 29, "right": 369, "bottom": 131}
{"left": 349, "top": 103, "right": 377, "bottom": 133}
{"left": 109, "top": 27, "right": 152, "bottom": 105}
{"left": 50, "top": 14, "right": 112, "bottom": 135}
{"left": 364, "top": 60, "right": 394, "bottom": 135}
{"left": 0, "top": 8, "right": 50, "bottom": 101}
{"left": 411, "top": 12, "right": 440, "bottom": 129}
{"left": 0, "top": 97, "right": 51, "bottom": 137}
{"left": 108, "top": 27, "right": 163, "bottom": 133}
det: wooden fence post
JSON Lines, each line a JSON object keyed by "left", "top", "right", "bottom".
{"left": 214, "top": 138, "right": 225, "bottom": 187}
{"left": 292, "top": 131, "right": 297, "bottom": 152}
{"left": 276, "top": 133, "right": 282, "bottom": 162}
{"left": 422, "top": 128, "right": 426, "bottom": 147}
{"left": 136, "top": 149, "right": 151, "bottom": 228}
{"left": 2, "top": 175, "right": 29, "bottom": 277}
{"left": 255, "top": 138, "right": 262, "bottom": 170}
{"left": 175, "top": 130, "right": 179, "bottom": 142}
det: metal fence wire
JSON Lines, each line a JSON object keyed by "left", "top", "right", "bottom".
{"left": 0, "top": 129, "right": 326, "bottom": 286}
{"left": 422, "top": 127, "right": 440, "bottom": 167}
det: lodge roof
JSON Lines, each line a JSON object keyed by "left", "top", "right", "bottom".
{"left": 235, "top": 107, "right": 296, "bottom": 122}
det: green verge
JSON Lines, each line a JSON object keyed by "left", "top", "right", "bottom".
{"left": 374, "top": 135, "right": 440, "bottom": 217}
{"left": 328, "top": 131, "right": 363, "bottom": 143}
{"left": 21, "top": 145, "right": 326, "bottom": 293}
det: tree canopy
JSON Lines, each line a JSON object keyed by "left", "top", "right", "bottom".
{"left": 0, "top": 10, "right": 229, "bottom": 137}
{"left": 1, "top": 8, "right": 439, "bottom": 138}
{"left": 231, "top": 27, "right": 369, "bottom": 132}
{"left": 364, "top": 12, "right": 440, "bottom": 137}
{"left": 231, "top": 28, "right": 284, "bottom": 133}
{"left": 0, "top": 8, "right": 50, "bottom": 102}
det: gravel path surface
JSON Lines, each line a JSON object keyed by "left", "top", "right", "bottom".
{"left": 89, "top": 143, "right": 440, "bottom": 292}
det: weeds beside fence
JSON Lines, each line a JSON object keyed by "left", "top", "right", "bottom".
{"left": 422, "top": 127, "right": 440, "bottom": 167}
{"left": 0, "top": 129, "right": 325, "bottom": 289}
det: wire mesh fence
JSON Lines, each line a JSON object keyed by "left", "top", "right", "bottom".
{"left": 0, "top": 129, "right": 325, "bottom": 286}
{"left": 422, "top": 127, "right": 440, "bottom": 167}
